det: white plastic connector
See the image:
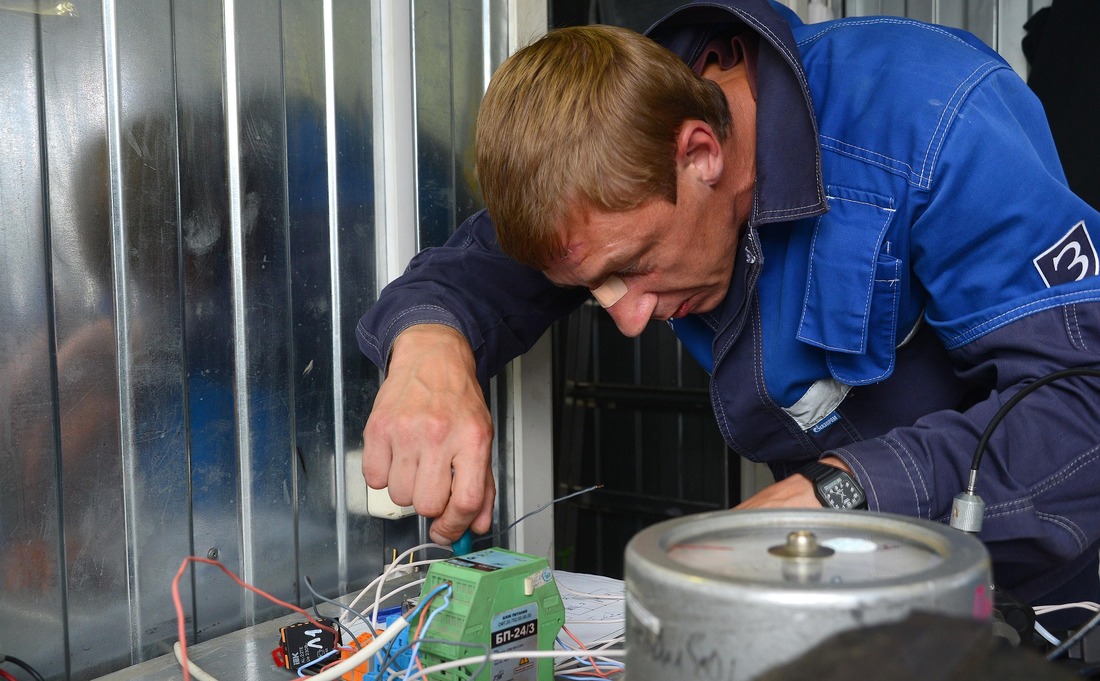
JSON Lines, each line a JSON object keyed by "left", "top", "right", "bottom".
{"left": 366, "top": 486, "right": 416, "bottom": 520}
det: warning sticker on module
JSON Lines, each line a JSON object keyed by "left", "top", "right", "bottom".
{"left": 490, "top": 603, "right": 538, "bottom": 681}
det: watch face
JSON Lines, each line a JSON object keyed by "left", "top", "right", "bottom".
{"left": 820, "top": 475, "right": 865, "bottom": 509}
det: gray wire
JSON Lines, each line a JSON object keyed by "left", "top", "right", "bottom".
{"left": 1046, "top": 609, "right": 1100, "bottom": 661}
{"left": 480, "top": 484, "right": 603, "bottom": 548}
{"left": 304, "top": 575, "right": 375, "bottom": 643}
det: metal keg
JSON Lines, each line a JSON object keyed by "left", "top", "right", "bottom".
{"left": 624, "top": 509, "right": 992, "bottom": 680}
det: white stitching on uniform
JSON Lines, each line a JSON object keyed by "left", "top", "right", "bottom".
{"left": 946, "top": 294, "right": 1100, "bottom": 348}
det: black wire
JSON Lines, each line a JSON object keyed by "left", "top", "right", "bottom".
{"left": 0, "top": 655, "right": 47, "bottom": 681}
{"left": 1047, "top": 608, "right": 1100, "bottom": 661}
{"left": 969, "top": 367, "right": 1100, "bottom": 478}
{"left": 303, "top": 576, "right": 362, "bottom": 651}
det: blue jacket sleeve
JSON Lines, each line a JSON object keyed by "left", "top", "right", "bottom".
{"left": 356, "top": 209, "right": 590, "bottom": 391}
{"left": 829, "top": 66, "right": 1100, "bottom": 601}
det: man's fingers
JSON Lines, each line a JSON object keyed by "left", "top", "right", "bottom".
{"left": 361, "top": 419, "right": 393, "bottom": 491}
{"left": 429, "top": 465, "right": 494, "bottom": 545}
{"left": 471, "top": 469, "right": 496, "bottom": 535}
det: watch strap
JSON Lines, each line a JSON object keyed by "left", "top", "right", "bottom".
{"left": 798, "top": 460, "right": 868, "bottom": 510}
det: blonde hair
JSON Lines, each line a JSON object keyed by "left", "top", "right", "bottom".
{"left": 475, "top": 25, "right": 732, "bottom": 268}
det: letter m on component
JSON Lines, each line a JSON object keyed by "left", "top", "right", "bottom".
{"left": 1033, "top": 221, "right": 1100, "bottom": 287}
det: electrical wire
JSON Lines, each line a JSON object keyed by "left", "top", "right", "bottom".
{"left": 0, "top": 656, "right": 46, "bottom": 681}
{"left": 375, "top": 639, "right": 491, "bottom": 681}
{"left": 360, "top": 583, "right": 453, "bottom": 680}
{"left": 1034, "top": 621, "right": 1062, "bottom": 646}
{"left": 297, "top": 649, "right": 341, "bottom": 678}
{"left": 1046, "top": 608, "right": 1100, "bottom": 661}
{"left": 399, "top": 648, "right": 625, "bottom": 681}
{"left": 479, "top": 484, "right": 603, "bottom": 547}
{"left": 303, "top": 575, "right": 368, "bottom": 648}
{"left": 0, "top": 668, "right": 19, "bottom": 681}
{"left": 557, "top": 627, "right": 624, "bottom": 678}
{"left": 1034, "top": 601, "right": 1100, "bottom": 616}
{"left": 402, "top": 585, "right": 452, "bottom": 680}
{"left": 338, "top": 542, "right": 444, "bottom": 628}
{"left": 966, "top": 367, "right": 1100, "bottom": 493}
{"left": 171, "top": 556, "right": 338, "bottom": 681}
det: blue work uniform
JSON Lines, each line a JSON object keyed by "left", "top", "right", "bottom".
{"left": 357, "top": 0, "right": 1100, "bottom": 604}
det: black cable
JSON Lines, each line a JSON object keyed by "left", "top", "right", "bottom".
{"left": 0, "top": 655, "right": 47, "bottom": 681}
{"left": 1047, "top": 608, "right": 1100, "bottom": 661}
{"left": 968, "top": 367, "right": 1100, "bottom": 482}
{"left": 958, "top": 366, "right": 1100, "bottom": 664}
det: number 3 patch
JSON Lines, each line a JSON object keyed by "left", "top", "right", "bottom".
{"left": 1033, "top": 221, "right": 1099, "bottom": 287}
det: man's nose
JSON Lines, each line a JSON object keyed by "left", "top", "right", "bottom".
{"left": 605, "top": 303, "right": 652, "bottom": 337}
{"left": 591, "top": 275, "right": 655, "bottom": 336}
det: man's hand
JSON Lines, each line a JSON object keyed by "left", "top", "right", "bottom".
{"left": 733, "top": 457, "right": 851, "bottom": 510}
{"left": 362, "top": 324, "right": 495, "bottom": 545}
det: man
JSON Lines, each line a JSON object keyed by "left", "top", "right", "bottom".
{"left": 357, "top": 0, "right": 1100, "bottom": 605}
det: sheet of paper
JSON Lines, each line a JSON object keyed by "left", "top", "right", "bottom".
{"left": 554, "top": 570, "right": 625, "bottom": 648}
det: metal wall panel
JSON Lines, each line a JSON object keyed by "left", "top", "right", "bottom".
{"left": 839, "top": 0, "right": 1053, "bottom": 77}
{"left": 0, "top": 6, "right": 67, "bottom": 678}
{"left": 0, "top": 1, "right": 509, "bottom": 678}
{"left": 414, "top": 0, "right": 488, "bottom": 249}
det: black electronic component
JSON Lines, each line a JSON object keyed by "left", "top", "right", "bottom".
{"left": 277, "top": 618, "right": 340, "bottom": 672}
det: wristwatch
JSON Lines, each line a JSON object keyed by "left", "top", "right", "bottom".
{"left": 798, "top": 461, "right": 868, "bottom": 510}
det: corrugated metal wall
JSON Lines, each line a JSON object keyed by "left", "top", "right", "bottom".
{"left": 838, "top": 0, "right": 1053, "bottom": 75}
{"left": 0, "top": 1, "right": 504, "bottom": 679}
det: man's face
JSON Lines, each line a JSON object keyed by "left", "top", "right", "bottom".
{"left": 543, "top": 192, "right": 741, "bottom": 337}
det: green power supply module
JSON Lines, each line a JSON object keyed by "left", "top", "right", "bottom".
{"left": 412, "top": 547, "right": 566, "bottom": 680}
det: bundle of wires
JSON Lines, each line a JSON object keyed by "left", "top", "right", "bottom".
{"left": 0, "top": 654, "right": 46, "bottom": 681}
{"left": 171, "top": 554, "right": 445, "bottom": 681}
{"left": 171, "top": 485, "right": 621, "bottom": 680}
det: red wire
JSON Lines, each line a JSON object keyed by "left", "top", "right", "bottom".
{"left": 409, "top": 589, "right": 445, "bottom": 675}
{"left": 172, "top": 555, "right": 339, "bottom": 681}
{"left": 561, "top": 625, "right": 614, "bottom": 679}
{"left": 0, "top": 668, "right": 19, "bottom": 681}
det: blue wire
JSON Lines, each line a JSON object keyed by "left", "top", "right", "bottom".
{"left": 374, "top": 582, "right": 453, "bottom": 674}
{"left": 555, "top": 636, "right": 625, "bottom": 673}
{"left": 296, "top": 647, "right": 341, "bottom": 677}
{"left": 406, "top": 583, "right": 451, "bottom": 620}
{"left": 401, "top": 585, "right": 453, "bottom": 680}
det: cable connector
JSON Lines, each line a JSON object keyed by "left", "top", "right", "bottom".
{"left": 950, "top": 471, "right": 985, "bottom": 533}
{"left": 950, "top": 468, "right": 985, "bottom": 532}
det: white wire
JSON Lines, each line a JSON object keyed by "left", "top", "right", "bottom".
{"left": 366, "top": 557, "right": 448, "bottom": 629}
{"left": 554, "top": 635, "right": 627, "bottom": 671}
{"left": 173, "top": 643, "right": 218, "bottom": 681}
{"left": 339, "top": 542, "right": 445, "bottom": 626}
{"left": 374, "top": 576, "right": 427, "bottom": 616}
{"left": 400, "top": 648, "right": 625, "bottom": 681}
{"left": 175, "top": 618, "right": 411, "bottom": 681}
{"left": 343, "top": 577, "right": 428, "bottom": 638}
{"left": 1033, "top": 601, "right": 1100, "bottom": 616}
{"left": 1034, "top": 621, "right": 1062, "bottom": 646}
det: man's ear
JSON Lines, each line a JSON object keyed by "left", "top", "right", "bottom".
{"left": 676, "top": 120, "right": 724, "bottom": 186}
